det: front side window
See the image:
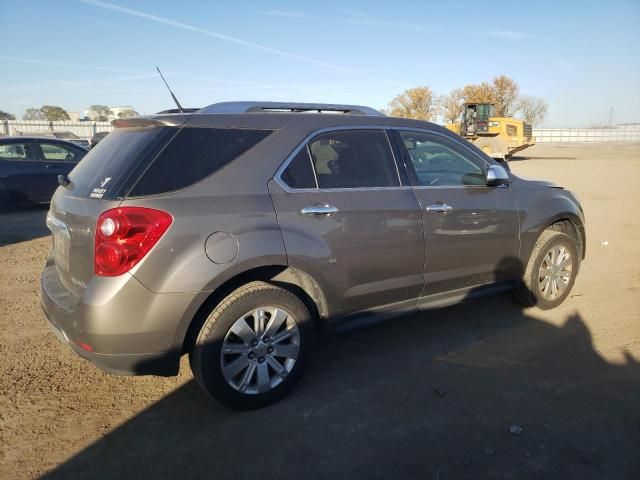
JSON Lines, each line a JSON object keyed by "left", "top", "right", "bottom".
{"left": 39, "top": 143, "right": 79, "bottom": 162}
{"left": 399, "top": 131, "right": 485, "bottom": 187}
{"left": 0, "top": 143, "right": 35, "bottom": 161}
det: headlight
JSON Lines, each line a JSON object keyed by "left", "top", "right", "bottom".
{"left": 489, "top": 121, "right": 500, "bottom": 127}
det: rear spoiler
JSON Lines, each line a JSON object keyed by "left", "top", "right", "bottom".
{"left": 112, "top": 115, "right": 190, "bottom": 129}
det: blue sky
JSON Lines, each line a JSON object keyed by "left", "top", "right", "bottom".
{"left": 1, "top": 0, "right": 639, "bottom": 126}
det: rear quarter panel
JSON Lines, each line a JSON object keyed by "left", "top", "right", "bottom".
{"left": 120, "top": 124, "right": 306, "bottom": 294}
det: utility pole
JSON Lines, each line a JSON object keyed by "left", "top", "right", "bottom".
{"left": 609, "top": 106, "right": 614, "bottom": 127}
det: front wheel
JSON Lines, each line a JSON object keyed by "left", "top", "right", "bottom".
{"left": 515, "top": 230, "right": 579, "bottom": 309}
{"left": 190, "top": 281, "right": 314, "bottom": 410}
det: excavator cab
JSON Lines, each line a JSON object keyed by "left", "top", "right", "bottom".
{"left": 462, "top": 103, "right": 496, "bottom": 136}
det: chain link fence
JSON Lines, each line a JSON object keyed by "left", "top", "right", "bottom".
{"left": 1, "top": 120, "right": 114, "bottom": 139}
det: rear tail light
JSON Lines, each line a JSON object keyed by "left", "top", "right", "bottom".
{"left": 95, "top": 207, "right": 172, "bottom": 276}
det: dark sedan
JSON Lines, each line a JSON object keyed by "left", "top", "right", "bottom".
{"left": 0, "top": 137, "right": 88, "bottom": 207}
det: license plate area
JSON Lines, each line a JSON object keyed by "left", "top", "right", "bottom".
{"left": 47, "top": 214, "right": 71, "bottom": 273}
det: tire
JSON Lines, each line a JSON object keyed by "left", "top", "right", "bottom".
{"left": 473, "top": 136, "right": 506, "bottom": 160}
{"left": 515, "top": 230, "right": 579, "bottom": 310}
{"left": 190, "top": 281, "right": 314, "bottom": 410}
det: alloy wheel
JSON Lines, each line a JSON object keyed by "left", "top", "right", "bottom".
{"left": 220, "top": 307, "right": 300, "bottom": 394}
{"left": 538, "top": 245, "right": 573, "bottom": 301}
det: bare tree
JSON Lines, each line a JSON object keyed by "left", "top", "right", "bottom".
{"left": 438, "top": 88, "right": 465, "bottom": 124}
{"left": 387, "top": 86, "right": 436, "bottom": 121}
{"left": 517, "top": 95, "right": 548, "bottom": 125}
{"left": 461, "top": 75, "right": 520, "bottom": 117}
{"left": 492, "top": 75, "right": 520, "bottom": 117}
{"left": 462, "top": 82, "right": 496, "bottom": 105}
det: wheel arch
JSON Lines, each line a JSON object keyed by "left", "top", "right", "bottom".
{"left": 179, "top": 265, "right": 328, "bottom": 355}
{"left": 523, "top": 212, "right": 586, "bottom": 268}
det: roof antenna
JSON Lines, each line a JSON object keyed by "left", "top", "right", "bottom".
{"left": 155, "top": 66, "right": 184, "bottom": 113}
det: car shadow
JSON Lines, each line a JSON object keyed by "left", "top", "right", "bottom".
{"left": 0, "top": 205, "right": 49, "bottom": 246}
{"left": 42, "top": 290, "right": 640, "bottom": 479}
{"left": 510, "top": 155, "right": 577, "bottom": 162}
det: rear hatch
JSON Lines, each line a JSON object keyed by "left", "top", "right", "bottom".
{"left": 47, "top": 119, "right": 182, "bottom": 298}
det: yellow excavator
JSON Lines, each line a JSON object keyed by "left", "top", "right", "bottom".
{"left": 446, "top": 103, "right": 534, "bottom": 160}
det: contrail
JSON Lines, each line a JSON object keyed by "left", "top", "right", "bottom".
{"left": 0, "top": 56, "right": 146, "bottom": 74}
{"left": 79, "top": 0, "right": 358, "bottom": 74}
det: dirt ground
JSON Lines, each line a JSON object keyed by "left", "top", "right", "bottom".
{"left": 1, "top": 143, "right": 639, "bottom": 480}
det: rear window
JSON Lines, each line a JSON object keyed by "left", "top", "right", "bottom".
{"left": 129, "top": 127, "right": 272, "bottom": 196}
{"left": 67, "top": 126, "right": 272, "bottom": 199}
{"left": 68, "top": 126, "right": 173, "bottom": 199}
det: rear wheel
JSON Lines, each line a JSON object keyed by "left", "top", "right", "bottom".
{"left": 190, "top": 281, "right": 314, "bottom": 410}
{"left": 515, "top": 230, "right": 579, "bottom": 309}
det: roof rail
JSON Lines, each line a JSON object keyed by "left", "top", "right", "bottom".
{"left": 156, "top": 108, "right": 201, "bottom": 114}
{"left": 198, "top": 101, "right": 384, "bottom": 116}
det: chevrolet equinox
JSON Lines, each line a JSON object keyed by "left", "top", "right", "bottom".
{"left": 41, "top": 102, "right": 586, "bottom": 409}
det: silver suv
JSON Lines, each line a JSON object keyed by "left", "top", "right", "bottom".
{"left": 41, "top": 102, "right": 586, "bottom": 409}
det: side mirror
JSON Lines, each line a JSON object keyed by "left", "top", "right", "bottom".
{"left": 486, "top": 164, "right": 510, "bottom": 187}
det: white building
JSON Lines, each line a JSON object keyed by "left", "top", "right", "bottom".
{"left": 108, "top": 106, "right": 136, "bottom": 120}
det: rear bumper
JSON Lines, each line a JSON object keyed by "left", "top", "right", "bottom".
{"left": 40, "top": 257, "right": 203, "bottom": 376}
{"left": 41, "top": 307, "right": 179, "bottom": 376}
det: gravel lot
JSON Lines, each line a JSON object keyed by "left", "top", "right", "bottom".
{"left": 1, "top": 143, "right": 639, "bottom": 479}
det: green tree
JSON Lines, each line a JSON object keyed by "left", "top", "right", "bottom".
{"left": 89, "top": 105, "right": 111, "bottom": 121}
{"left": 40, "top": 106, "right": 70, "bottom": 121}
{"left": 117, "top": 109, "right": 139, "bottom": 118}
{"left": 23, "top": 108, "right": 45, "bottom": 121}
{"left": 387, "top": 86, "right": 436, "bottom": 121}
{"left": 0, "top": 110, "right": 16, "bottom": 120}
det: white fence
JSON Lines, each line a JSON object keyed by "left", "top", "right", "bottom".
{"left": 533, "top": 125, "right": 640, "bottom": 143}
{"left": 3, "top": 120, "right": 640, "bottom": 143}
{"left": 1, "top": 120, "right": 114, "bottom": 139}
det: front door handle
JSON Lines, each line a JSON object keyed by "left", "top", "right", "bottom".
{"left": 300, "top": 204, "right": 338, "bottom": 216}
{"left": 426, "top": 204, "right": 453, "bottom": 214}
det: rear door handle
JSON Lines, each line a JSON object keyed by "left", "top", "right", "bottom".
{"left": 426, "top": 204, "right": 453, "bottom": 214}
{"left": 300, "top": 204, "right": 338, "bottom": 216}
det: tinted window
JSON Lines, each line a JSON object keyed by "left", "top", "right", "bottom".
{"left": 68, "top": 126, "right": 173, "bottom": 199}
{"left": 39, "top": 143, "right": 81, "bottom": 162}
{"left": 130, "top": 128, "right": 272, "bottom": 196}
{"left": 308, "top": 130, "right": 399, "bottom": 189}
{"left": 0, "top": 143, "right": 35, "bottom": 161}
{"left": 281, "top": 147, "right": 316, "bottom": 188}
{"left": 399, "top": 131, "right": 485, "bottom": 186}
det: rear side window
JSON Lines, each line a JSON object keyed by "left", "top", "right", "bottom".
{"left": 130, "top": 128, "right": 273, "bottom": 196}
{"left": 39, "top": 143, "right": 83, "bottom": 162}
{"left": 281, "top": 130, "right": 400, "bottom": 190}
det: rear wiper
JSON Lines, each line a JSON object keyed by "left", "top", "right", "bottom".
{"left": 57, "top": 174, "right": 71, "bottom": 188}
